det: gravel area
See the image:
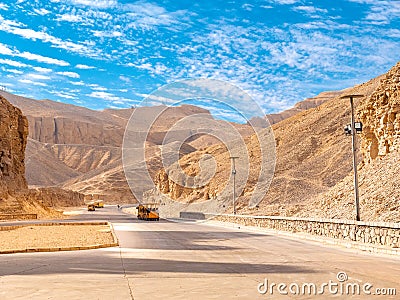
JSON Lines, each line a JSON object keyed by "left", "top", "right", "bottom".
{"left": 0, "top": 224, "right": 115, "bottom": 252}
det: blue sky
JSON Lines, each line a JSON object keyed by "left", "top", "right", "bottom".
{"left": 0, "top": 0, "right": 400, "bottom": 119}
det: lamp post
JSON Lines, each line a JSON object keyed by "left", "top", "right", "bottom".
{"left": 230, "top": 156, "right": 239, "bottom": 215}
{"left": 341, "top": 94, "right": 364, "bottom": 221}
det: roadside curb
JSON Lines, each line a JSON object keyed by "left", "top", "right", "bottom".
{"left": 0, "top": 221, "right": 119, "bottom": 255}
{"left": 108, "top": 221, "right": 120, "bottom": 247}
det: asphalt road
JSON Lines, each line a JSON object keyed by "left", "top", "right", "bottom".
{"left": 0, "top": 206, "right": 399, "bottom": 299}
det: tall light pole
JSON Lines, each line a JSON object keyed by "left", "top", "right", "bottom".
{"left": 341, "top": 94, "right": 364, "bottom": 221}
{"left": 230, "top": 156, "right": 239, "bottom": 215}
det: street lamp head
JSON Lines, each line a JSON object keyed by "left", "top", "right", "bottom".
{"left": 340, "top": 94, "right": 364, "bottom": 99}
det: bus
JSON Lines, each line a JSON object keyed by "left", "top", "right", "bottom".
{"left": 136, "top": 203, "right": 159, "bottom": 221}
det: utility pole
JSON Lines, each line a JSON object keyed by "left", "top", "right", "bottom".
{"left": 230, "top": 156, "right": 239, "bottom": 215}
{"left": 341, "top": 94, "right": 364, "bottom": 221}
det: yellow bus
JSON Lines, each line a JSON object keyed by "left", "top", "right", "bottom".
{"left": 136, "top": 203, "right": 159, "bottom": 221}
{"left": 94, "top": 200, "right": 104, "bottom": 208}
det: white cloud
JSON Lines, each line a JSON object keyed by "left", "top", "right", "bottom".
{"left": 89, "top": 84, "right": 107, "bottom": 91}
{"left": 57, "top": 92, "right": 76, "bottom": 99}
{"left": 18, "top": 79, "right": 47, "bottom": 86}
{"left": 0, "top": 42, "right": 69, "bottom": 66}
{"left": 57, "top": 71, "right": 80, "bottom": 78}
{"left": 19, "top": 51, "right": 69, "bottom": 66}
{"left": 0, "top": 15, "right": 100, "bottom": 58}
{"left": 119, "top": 75, "right": 131, "bottom": 83}
{"left": 348, "top": 0, "right": 400, "bottom": 25}
{"left": 92, "top": 30, "right": 123, "bottom": 38}
{"left": 75, "top": 64, "right": 95, "bottom": 69}
{"left": 242, "top": 4, "right": 253, "bottom": 11}
{"left": 0, "top": 58, "right": 27, "bottom": 67}
{"left": 70, "top": 0, "right": 117, "bottom": 9}
{"left": 123, "top": 2, "right": 189, "bottom": 31}
{"left": 0, "top": 3, "right": 9, "bottom": 10}
{"left": 27, "top": 74, "right": 51, "bottom": 80}
{"left": 293, "top": 6, "right": 328, "bottom": 14}
{"left": 33, "top": 8, "right": 51, "bottom": 15}
{"left": 88, "top": 91, "right": 121, "bottom": 101}
{"left": 128, "top": 62, "right": 153, "bottom": 71}
{"left": 0, "top": 43, "right": 14, "bottom": 55}
{"left": 87, "top": 90, "right": 135, "bottom": 104}
{"left": 33, "top": 66, "right": 52, "bottom": 73}
{"left": 57, "top": 14, "right": 82, "bottom": 22}
{"left": 5, "top": 69, "right": 23, "bottom": 74}
{"left": 270, "top": 0, "right": 299, "bottom": 4}
{"left": 70, "top": 81, "right": 85, "bottom": 85}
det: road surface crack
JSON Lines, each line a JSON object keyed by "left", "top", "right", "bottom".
{"left": 119, "top": 246, "right": 134, "bottom": 300}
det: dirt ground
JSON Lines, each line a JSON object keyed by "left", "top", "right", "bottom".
{"left": 0, "top": 224, "right": 115, "bottom": 252}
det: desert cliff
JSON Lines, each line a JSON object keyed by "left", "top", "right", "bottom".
{"left": 0, "top": 95, "right": 28, "bottom": 196}
{"left": 0, "top": 95, "right": 84, "bottom": 218}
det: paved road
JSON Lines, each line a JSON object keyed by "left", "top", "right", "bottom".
{"left": 1, "top": 206, "right": 399, "bottom": 299}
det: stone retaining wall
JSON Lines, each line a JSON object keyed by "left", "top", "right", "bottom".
{"left": 0, "top": 213, "right": 37, "bottom": 220}
{"left": 214, "top": 214, "right": 400, "bottom": 249}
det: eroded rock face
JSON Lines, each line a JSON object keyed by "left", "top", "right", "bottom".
{"left": 0, "top": 96, "right": 28, "bottom": 195}
{"left": 28, "top": 116, "right": 124, "bottom": 146}
{"left": 359, "top": 62, "right": 400, "bottom": 163}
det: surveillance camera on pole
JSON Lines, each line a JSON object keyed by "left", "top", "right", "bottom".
{"left": 341, "top": 94, "right": 364, "bottom": 221}
{"left": 230, "top": 156, "right": 239, "bottom": 215}
{"left": 344, "top": 122, "right": 363, "bottom": 136}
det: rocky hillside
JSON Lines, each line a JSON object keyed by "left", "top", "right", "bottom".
{"left": 265, "top": 90, "right": 345, "bottom": 125}
{"left": 0, "top": 85, "right": 347, "bottom": 205}
{"left": 359, "top": 62, "right": 400, "bottom": 163}
{"left": 2, "top": 61, "right": 398, "bottom": 220}
{"left": 0, "top": 95, "right": 84, "bottom": 218}
{"left": 0, "top": 95, "right": 28, "bottom": 196}
{"left": 1, "top": 90, "right": 252, "bottom": 203}
{"left": 297, "top": 62, "right": 400, "bottom": 221}
{"left": 152, "top": 75, "right": 382, "bottom": 214}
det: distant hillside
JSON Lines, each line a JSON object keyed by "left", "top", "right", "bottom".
{"left": 295, "top": 61, "right": 400, "bottom": 221}
{"left": 265, "top": 90, "right": 345, "bottom": 125}
{"left": 3, "top": 61, "right": 396, "bottom": 220}
{"left": 151, "top": 69, "right": 388, "bottom": 218}
{"left": 1, "top": 90, "right": 253, "bottom": 203}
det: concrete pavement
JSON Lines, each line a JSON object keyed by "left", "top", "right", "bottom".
{"left": 0, "top": 206, "right": 399, "bottom": 299}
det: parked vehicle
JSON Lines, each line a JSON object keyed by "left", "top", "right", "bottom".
{"left": 136, "top": 203, "right": 159, "bottom": 221}
{"left": 94, "top": 200, "right": 104, "bottom": 208}
{"left": 87, "top": 204, "right": 96, "bottom": 211}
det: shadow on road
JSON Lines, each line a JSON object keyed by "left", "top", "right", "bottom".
{"left": 0, "top": 253, "right": 315, "bottom": 276}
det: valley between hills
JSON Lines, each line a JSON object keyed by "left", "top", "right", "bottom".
{"left": 0, "top": 61, "right": 399, "bottom": 222}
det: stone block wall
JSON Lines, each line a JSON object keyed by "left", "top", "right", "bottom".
{"left": 214, "top": 214, "right": 400, "bottom": 249}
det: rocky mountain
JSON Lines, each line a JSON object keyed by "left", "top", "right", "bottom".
{"left": 1, "top": 90, "right": 251, "bottom": 203}
{"left": 296, "top": 62, "right": 400, "bottom": 222}
{"left": 2, "top": 61, "right": 398, "bottom": 221}
{"left": 152, "top": 62, "right": 399, "bottom": 222}
{"left": 0, "top": 95, "right": 84, "bottom": 218}
{"left": 0, "top": 95, "right": 28, "bottom": 196}
{"left": 265, "top": 90, "right": 345, "bottom": 125}
{"left": 359, "top": 62, "right": 400, "bottom": 162}
{"left": 151, "top": 70, "right": 389, "bottom": 218}
{"left": 0, "top": 82, "right": 346, "bottom": 205}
